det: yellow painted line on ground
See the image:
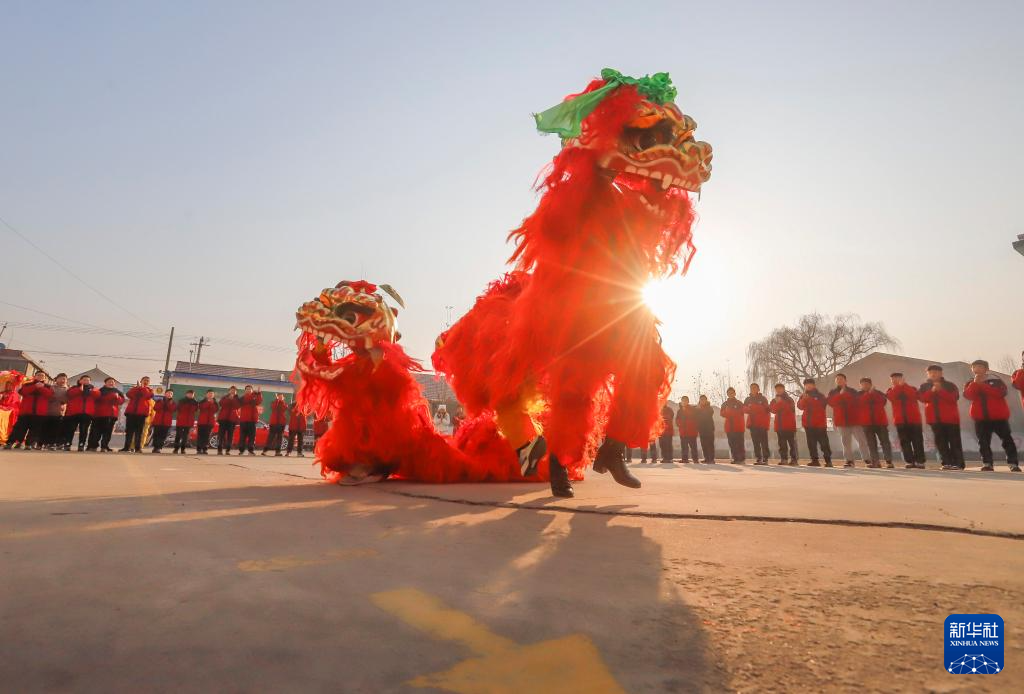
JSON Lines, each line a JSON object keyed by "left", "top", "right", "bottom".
{"left": 372, "top": 588, "right": 625, "bottom": 693}
{"left": 4, "top": 499, "right": 344, "bottom": 540}
{"left": 238, "top": 547, "right": 379, "bottom": 572}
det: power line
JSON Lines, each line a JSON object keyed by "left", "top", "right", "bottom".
{"left": 0, "top": 300, "right": 163, "bottom": 343}
{"left": 0, "top": 213, "right": 160, "bottom": 330}
{"left": 23, "top": 350, "right": 165, "bottom": 362}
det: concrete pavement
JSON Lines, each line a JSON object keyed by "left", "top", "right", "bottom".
{"left": 2, "top": 449, "right": 1022, "bottom": 692}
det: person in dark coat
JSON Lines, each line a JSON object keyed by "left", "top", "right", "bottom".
{"left": 695, "top": 394, "right": 716, "bottom": 464}
{"left": 658, "top": 403, "right": 674, "bottom": 464}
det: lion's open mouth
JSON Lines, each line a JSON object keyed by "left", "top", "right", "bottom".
{"left": 295, "top": 330, "right": 347, "bottom": 380}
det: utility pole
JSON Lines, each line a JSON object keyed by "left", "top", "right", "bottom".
{"left": 190, "top": 336, "right": 209, "bottom": 364}
{"left": 162, "top": 326, "right": 175, "bottom": 387}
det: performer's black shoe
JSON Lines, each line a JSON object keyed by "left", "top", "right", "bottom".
{"left": 548, "top": 454, "right": 574, "bottom": 498}
{"left": 592, "top": 438, "right": 641, "bottom": 489}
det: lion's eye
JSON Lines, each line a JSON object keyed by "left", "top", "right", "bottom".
{"left": 333, "top": 305, "right": 358, "bottom": 323}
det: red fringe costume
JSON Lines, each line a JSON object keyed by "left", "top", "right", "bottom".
{"left": 432, "top": 70, "right": 712, "bottom": 482}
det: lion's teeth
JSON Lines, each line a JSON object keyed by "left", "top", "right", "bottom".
{"left": 661, "top": 174, "right": 673, "bottom": 190}
{"left": 650, "top": 171, "right": 662, "bottom": 179}
{"left": 625, "top": 165, "right": 637, "bottom": 174}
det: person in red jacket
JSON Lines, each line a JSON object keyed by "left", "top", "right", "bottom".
{"left": 150, "top": 390, "right": 177, "bottom": 453}
{"left": 769, "top": 383, "right": 798, "bottom": 466}
{"left": 195, "top": 390, "right": 219, "bottom": 455}
{"left": 886, "top": 372, "right": 925, "bottom": 469}
{"left": 857, "top": 378, "right": 893, "bottom": 468}
{"left": 120, "top": 376, "right": 154, "bottom": 453}
{"left": 918, "top": 365, "right": 964, "bottom": 470}
{"left": 720, "top": 387, "right": 746, "bottom": 463}
{"left": 263, "top": 392, "right": 288, "bottom": 456}
{"left": 743, "top": 384, "right": 771, "bottom": 464}
{"left": 171, "top": 390, "right": 199, "bottom": 454}
{"left": 237, "top": 385, "right": 263, "bottom": 455}
{"left": 828, "top": 373, "right": 869, "bottom": 468}
{"left": 63, "top": 375, "right": 99, "bottom": 451}
{"left": 798, "top": 378, "right": 832, "bottom": 467}
{"left": 1013, "top": 350, "right": 1024, "bottom": 412}
{"left": 87, "top": 378, "right": 125, "bottom": 452}
{"left": 285, "top": 401, "right": 307, "bottom": 457}
{"left": 674, "top": 396, "right": 700, "bottom": 463}
{"left": 4, "top": 372, "right": 52, "bottom": 449}
{"left": 217, "top": 386, "right": 240, "bottom": 455}
{"left": 964, "top": 359, "right": 1019, "bottom": 472}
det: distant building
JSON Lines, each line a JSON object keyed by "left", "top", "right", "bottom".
{"left": 1014, "top": 233, "right": 1024, "bottom": 257}
{"left": 167, "top": 361, "right": 294, "bottom": 424}
{"left": 70, "top": 366, "right": 124, "bottom": 389}
{"left": 0, "top": 348, "right": 48, "bottom": 378}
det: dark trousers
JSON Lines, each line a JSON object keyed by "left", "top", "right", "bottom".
{"left": 639, "top": 440, "right": 657, "bottom": 462}
{"left": 658, "top": 433, "right": 674, "bottom": 463}
{"left": 123, "top": 414, "right": 146, "bottom": 451}
{"left": 895, "top": 423, "right": 925, "bottom": 464}
{"left": 238, "top": 421, "right": 257, "bottom": 453}
{"left": 749, "top": 427, "right": 769, "bottom": 462}
{"left": 681, "top": 435, "right": 699, "bottom": 462}
{"left": 931, "top": 422, "right": 964, "bottom": 468}
{"left": 173, "top": 426, "right": 191, "bottom": 452}
{"left": 976, "top": 419, "right": 1019, "bottom": 466}
{"left": 217, "top": 421, "right": 236, "bottom": 453}
{"left": 43, "top": 415, "right": 63, "bottom": 446}
{"left": 699, "top": 430, "right": 715, "bottom": 462}
{"left": 63, "top": 414, "right": 92, "bottom": 449}
{"left": 152, "top": 425, "right": 171, "bottom": 451}
{"left": 87, "top": 417, "right": 115, "bottom": 450}
{"left": 197, "top": 424, "right": 213, "bottom": 452}
{"left": 777, "top": 429, "right": 798, "bottom": 462}
{"left": 6, "top": 414, "right": 37, "bottom": 447}
{"left": 804, "top": 427, "right": 832, "bottom": 463}
{"left": 264, "top": 424, "right": 285, "bottom": 452}
{"left": 285, "top": 430, "right": 304, "bottom": 454}
{"left": 862, "top": 425, "right": 892, "bottom": 463}
{"left": 726, "top": 431, "right": 745, "bottom": 461}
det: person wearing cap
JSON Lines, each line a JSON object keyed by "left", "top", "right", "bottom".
{"left": 828, "top": 373, "right": 869, "bottom": 468}
{"left": 675, "top": 396, "right": 700, "bottom": 463}
{"left": 798, "top": 378, "right": 832, "bottom": 467}
{"left": 964, "top": 359, "right": 1020, "bottom": 472}
{"left": 918, "top": 365, "right": 964, "bottom": 470}
{"left": 887, "top": 372, "right": 925, "bottom": 469}
{"left": 720, "top": 387, "right": 746, "bottom": 463}
{"left": 743, "top": 384, "right": 771, "bottom": 465}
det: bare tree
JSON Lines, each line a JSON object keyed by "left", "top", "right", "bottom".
{"left": 746, "top": 313, "right": 900, "bottom": 393}
{"left": 997, "top": 353, "right": 1020, "bottom": 375}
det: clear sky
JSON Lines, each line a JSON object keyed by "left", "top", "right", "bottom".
{"left": 2, "top": 1, "right": 1022, "bottom": 391}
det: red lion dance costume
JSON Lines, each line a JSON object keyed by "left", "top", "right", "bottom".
{"left": 433, "top": 68, "right": 712, "bottom": 496}
{"left": 294, "top": 280, "right": 527, "bottom": 484}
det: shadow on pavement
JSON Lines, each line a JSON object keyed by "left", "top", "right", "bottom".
{"left": 1, "top": 480, "right": 724, "bottom": 692}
